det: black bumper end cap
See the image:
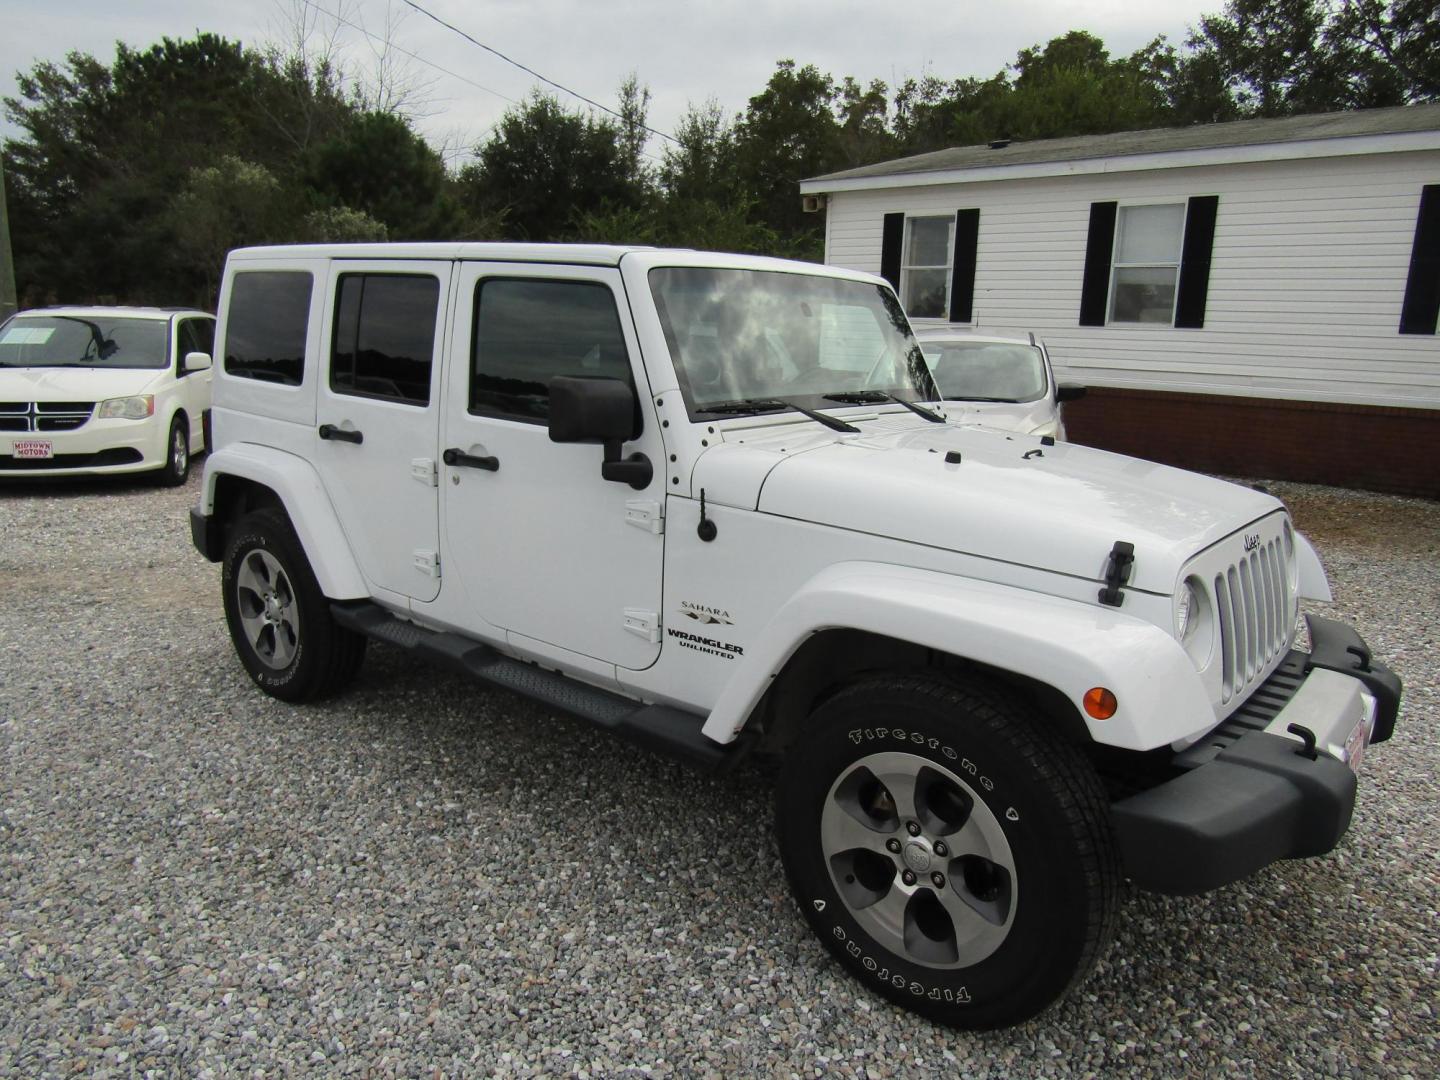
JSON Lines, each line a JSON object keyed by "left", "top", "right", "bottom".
{"left": 1304, "top": 615, "right": 1402, "bottom": 744}
{"left": 1111, "top": 731, "right": 1356, "bottom": 896}
{"left": 190, "top": 507, "right": 222, "bottom": 562}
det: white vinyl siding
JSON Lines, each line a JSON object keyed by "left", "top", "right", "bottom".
{"left": 821, "top": 151, "right": 1440, "bottom": 410}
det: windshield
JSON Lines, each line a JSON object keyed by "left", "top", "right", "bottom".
{"left": 0, "top": 315, "right": 169, "bottom": 370}
{"left": 649, "top": 267, "right": 936, "bottom": 415}
{"left": 922, "top": 340, "right": 1048, "bottom": 403}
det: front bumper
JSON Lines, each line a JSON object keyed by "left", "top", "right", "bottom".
{"left": 1110, "top": 615, "right": 1402, "bottom": 895}
{"left": 0, "top": 418, "right": 168, "bottom": 477}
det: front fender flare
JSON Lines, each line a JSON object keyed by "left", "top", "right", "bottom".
{"left": 700, "top": 562, "right": 1213, "bottom": 752}
{"left": 1294, "top": 530, "right": 1332, "bottom": 602}
{"left": 200, "top": 442, "right": 367, "bottom": 599}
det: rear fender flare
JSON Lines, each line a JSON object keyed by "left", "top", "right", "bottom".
{"left": 200, "top": 442, "right": 367, "bottom": 599}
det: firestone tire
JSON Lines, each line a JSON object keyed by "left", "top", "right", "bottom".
{"left": 221, "top": 509, "right": 365, "bottom": 702}
{"left": 776, "top": 676, "right": 1119, "bottom": 1030}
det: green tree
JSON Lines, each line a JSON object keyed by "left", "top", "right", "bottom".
{"left": 660, "top": 100, "right": 740, "bottom": 204}
{"left": 734, "top": 61, "right": 845, "bottom": 256}
{"left": 2, "top": 33, "right": 353, "bottom": 304}
{"left": 1329, "top": 0, "right": 1438, "bottom": 102}
{"left": 307, "top": 111, "right": 458, "bottom": 239}
{"left": 461, "top": 91, "right": 643, "bottom": 241}
{"left": 1187, "top": 0, "right": 1368, "bottom": 115}
{"left": 168, "top": 157, "right": 285, "bottom": 304}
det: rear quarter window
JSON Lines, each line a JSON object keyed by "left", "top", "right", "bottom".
{"left": 225, "top": 272, "right": 313, "bottom": 386}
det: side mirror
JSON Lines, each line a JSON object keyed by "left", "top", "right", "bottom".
{"left": 1056, "top": 383, "right": 1086, "bottom": 403}
{"left": 184, "top": 350, "right": 213, "bottom": 374}
{"left": 548, "top": 376, "right": 651, "bottom": 489}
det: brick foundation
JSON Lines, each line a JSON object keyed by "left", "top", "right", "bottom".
{"left": 1061, "top": 389, "right": 1440, "bottom": 500}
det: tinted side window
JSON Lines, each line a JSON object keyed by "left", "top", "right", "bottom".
{"left": 225, "top": 272, "right": 313, "bottom": 386}
{"left": 331, "top": 274, "right": 439, "bottom": 406}
{"left": 471, "top": 279, "right": 632, "bottom": 421}
{"left": 177, "top": 319, "right": 215, "bottom": 371}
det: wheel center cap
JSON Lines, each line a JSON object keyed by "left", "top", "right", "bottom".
{"left": 264, "top": 595, "right": 284, "bottom": 622}
{"left": 902, "top": 841, "right": 932, "bottom": 873}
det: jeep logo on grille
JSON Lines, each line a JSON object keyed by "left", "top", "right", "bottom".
{"left": 1243, "top": 533, "right": 1261, "bottom": 551}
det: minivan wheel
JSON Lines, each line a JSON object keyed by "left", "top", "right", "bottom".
{"left": 157, "top": 415, "right": 190, "bottom": 486}
{"left": 221, "top": 509, "right": 365, "bottom": 702}
{"left": 776, "top": 676, "right": 1119, "bottom": 1030}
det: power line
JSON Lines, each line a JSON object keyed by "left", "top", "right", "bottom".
{"left": 300, "top": 0, "right": 669, "bottom": 165}
{"left": 397, "top": 0, "right": 679, "bottom": 146}
{"left": 300, "top": 0, "right": 516, "bottom": 107}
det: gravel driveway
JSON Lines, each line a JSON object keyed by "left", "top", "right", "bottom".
{"left": 1, "top": 472, "right": 1435, "bottom": 1077}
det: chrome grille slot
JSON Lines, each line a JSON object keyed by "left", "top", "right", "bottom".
{"left": 1214, "top": 535, "right": 1293, "bottom": 705}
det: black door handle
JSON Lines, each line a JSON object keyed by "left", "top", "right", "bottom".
{"left": 443, "top": 448, "right": 499, "bottom": 472}
{"left": 318, "top": 424, "right": 363, "bottom": 444}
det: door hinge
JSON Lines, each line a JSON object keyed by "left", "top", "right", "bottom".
{"left": 624, "top": 499, "right": 664, "bottom": 534}
{"left": 623, "top": 608, "right": 660, "bottom": 643}
{"left": 413, "top": 549, "right": 441, "bottom": 578}
{"left": 411, "top": 457, "right": 438, "bottom": 487}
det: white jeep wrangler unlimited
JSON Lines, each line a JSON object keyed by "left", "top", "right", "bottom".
{"left": 191, "top": 243, "right": 1401, "bottom": 1029}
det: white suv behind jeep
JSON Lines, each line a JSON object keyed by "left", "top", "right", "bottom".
{"left": 0, "top": 306, "right": 214, "bottom": 483}
{"left": 914, "top": 327, "right": 1085, "bottom": 439}
{"left": 191, "top": 244, "right": 1400, "bottom": 1030}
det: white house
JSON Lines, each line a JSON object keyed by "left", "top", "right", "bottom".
{"left": 801, "top": 103, "right": 1440, "bottom": 496}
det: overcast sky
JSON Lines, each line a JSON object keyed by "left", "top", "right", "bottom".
{"left": 0, "top": 0, "right": 1220, "bottom": 165}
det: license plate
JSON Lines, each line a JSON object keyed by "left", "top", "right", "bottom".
{"left": 13, "top": 439, "right": 53, "bottom": 460}
{"left": 1343, "top": 717, "right": 1369, "bottom": 775}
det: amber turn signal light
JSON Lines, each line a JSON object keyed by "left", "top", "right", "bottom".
{"left": 1083, "top": 687, "right": 1118, "bottom": 720}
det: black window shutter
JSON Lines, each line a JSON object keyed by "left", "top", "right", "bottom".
{"left": 1174, "top": 195, "right": 1219, "bottom": 329}
{"left": 949, "top": 209, "right": 980, "bottom": 323}
{"left": 1079, "top": 202, "right": 1117, "bottom": 326}
{"left": 880, "top": 213, "right": 904, "bottom": 292}
{"left": 1400, "top": 185, "right": 1440, "bottom": 335}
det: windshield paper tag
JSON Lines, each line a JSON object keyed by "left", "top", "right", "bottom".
{"left": 0, "top": 327, "right": 54, "bottom": 345}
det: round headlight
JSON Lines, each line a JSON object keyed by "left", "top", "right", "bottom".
{"left": 1176, "top": 580, "right": 1198, "bottom": 641}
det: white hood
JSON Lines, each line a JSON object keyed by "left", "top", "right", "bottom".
{"left": 0, "top": 366, "right": 164, "bottom": 401}
{"left": 692, "top": 417, "right": 1283, "bottom": 594}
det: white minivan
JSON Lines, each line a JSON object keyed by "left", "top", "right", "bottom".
{"left": 0, "top": 306, "right": 215, "bottom": 483}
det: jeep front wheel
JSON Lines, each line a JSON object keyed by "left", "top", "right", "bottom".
{"left": 221, "top": 509, "right": 365, "bottom": 702}
{"left": 776, "top": 676, "right": 1119, "bottom": 1029}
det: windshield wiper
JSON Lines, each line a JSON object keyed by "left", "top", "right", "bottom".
{"left": 54, "top": 316, "right": 118, "bottom": 360}
{"left": 945, "top": 395, "right": 1021, "bottom": 403}
{"left": 700, "top": 398, "right": 860, "bottom": 434}
{"left": 824, "top": 391, "right": 946, "bottom": 424}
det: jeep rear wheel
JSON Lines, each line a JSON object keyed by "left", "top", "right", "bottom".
{"left": 222, "top": 509, "right": 365, "bottom": 702}
{"left": 776, "top": 676, "right": 1119, "bottom": 1029}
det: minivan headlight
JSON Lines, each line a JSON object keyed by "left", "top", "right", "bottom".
{"left": 98, "top": 395, "right": 154, "bottom": 420}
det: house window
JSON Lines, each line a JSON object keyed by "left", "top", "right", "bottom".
{"left": 1108, "top": 204, "right": 1186, "bottom": 324}
{"left": 900, "top": 216, "right": 952, "bottom": 319}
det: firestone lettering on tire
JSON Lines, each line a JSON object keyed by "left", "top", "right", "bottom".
{"left": 847, "top": 726, "right": 996, "bottom": 792}
{"left": 830, "top": 925, "right": 972, "bottom": 1004}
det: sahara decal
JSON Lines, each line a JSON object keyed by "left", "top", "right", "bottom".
{"left": 679, "top": 600, "right": 734, "bottom": 625}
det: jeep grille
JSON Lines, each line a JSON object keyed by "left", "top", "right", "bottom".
{"left": 1214, "top": 536, "right": 1292, "bottom": 705}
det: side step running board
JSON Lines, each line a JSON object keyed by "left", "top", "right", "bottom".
{"left": 331, "top": 602, "right": 752, "bottom": 773}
